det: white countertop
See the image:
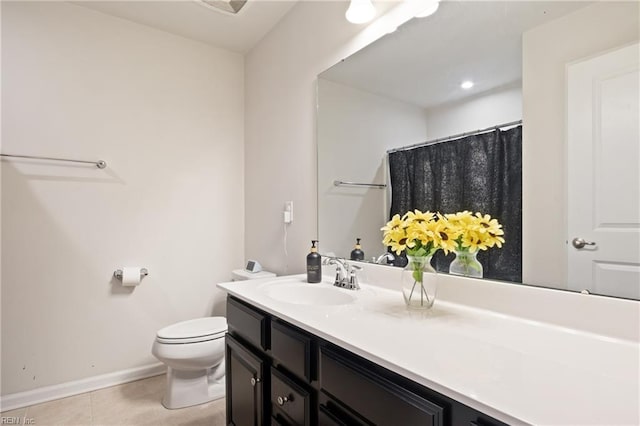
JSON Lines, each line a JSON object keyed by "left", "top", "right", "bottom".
{"left": 217, "top": 273, "right": 639, "bottom": 425}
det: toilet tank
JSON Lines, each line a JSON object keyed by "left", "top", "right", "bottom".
{"left": 231, "top": 269, "right": 276, "bottom": 281}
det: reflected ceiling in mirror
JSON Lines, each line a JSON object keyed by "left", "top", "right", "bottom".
{"left": 320, "top": 2, "right": 587, "bottom": 109}
{"left": 317, "top": 1, "right": 640, "bottom": 299}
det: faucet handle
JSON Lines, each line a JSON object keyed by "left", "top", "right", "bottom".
{"left": 347, "top": 265, "right": 362, "bottom": 290}
{"left": 324, "top": 257, "right": 347, "bottom": 286}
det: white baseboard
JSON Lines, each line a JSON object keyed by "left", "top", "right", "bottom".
{"left": 0, "top": 363, "right": 166, "bottom": 412}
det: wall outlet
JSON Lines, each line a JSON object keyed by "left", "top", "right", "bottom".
{"left": 284, "top": 201, "right": 293, "bottom": 224}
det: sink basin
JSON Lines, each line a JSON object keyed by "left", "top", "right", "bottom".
{"left": 263, "top": 280, "right": 356, "bottom": 306}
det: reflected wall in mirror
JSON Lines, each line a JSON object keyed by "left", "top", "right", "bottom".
{"left": 317, "top": 1, "right": 640, "bottom": 299}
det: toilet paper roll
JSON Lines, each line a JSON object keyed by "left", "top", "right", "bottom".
{"left": 122, "top": 267, "right": 142, "bottom": 287}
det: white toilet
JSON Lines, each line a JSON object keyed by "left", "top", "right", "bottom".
{"left": 152, "top": 317, "right": 227, "bottom": 409}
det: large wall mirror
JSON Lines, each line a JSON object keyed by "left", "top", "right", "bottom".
{"left": 317, "top": 1, "right": 639, "bottom": 299}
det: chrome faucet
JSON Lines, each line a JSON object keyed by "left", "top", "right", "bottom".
{"left": 322, "top": 257, "right": 361, "bottom": 290}
{"left": 375, "top": 252, "right": 395, "bottom": 264}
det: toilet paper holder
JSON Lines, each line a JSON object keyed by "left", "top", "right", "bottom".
{"left": 114, "top": 268, "right": 149, "bottom": 281}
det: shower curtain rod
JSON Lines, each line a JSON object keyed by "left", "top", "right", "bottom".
{"left": 386, "top": 119, "right": 522, "bottom": 154}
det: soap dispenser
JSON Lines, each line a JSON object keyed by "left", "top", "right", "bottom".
{"left": 306, "top": 240, "right": 322, "bottom": 283}
{"left": 350, "top": 238, "right": 365, "bottom": 261}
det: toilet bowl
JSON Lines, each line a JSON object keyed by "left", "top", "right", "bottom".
{"left": 152, "top": 317, "right": 227, "bottom": 409}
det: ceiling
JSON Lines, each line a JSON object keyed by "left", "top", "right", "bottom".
{"left": 75, "top": 0, "right": 300, "bottom": 53}
{"left": 320, "top": 1, "right": 592, "bottom": 109}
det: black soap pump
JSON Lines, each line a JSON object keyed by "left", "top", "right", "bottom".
{"left": 306, "top": 240, "right": 322, "bottom": 283}
{"left": 350, "top": 238, "right": 365, "bottom": 261}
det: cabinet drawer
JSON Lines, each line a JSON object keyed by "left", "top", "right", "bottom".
{"left": 271, "top": 320, "right": 314, "bottom": 382}
{"left": 271, "top": 367, "right": 312, "bottom": 426}
{"left": 320, "top": 346, "right": 444, "bottom": 426}
{"left": 319, "top": 392, "right": 368, "bottom": 426}
{"left": 227, "top": 297, "right": 269, "bottom": 351}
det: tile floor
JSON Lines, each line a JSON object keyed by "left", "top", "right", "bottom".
{"left": 0, "top": 375, "right": 226, "bottom": 426}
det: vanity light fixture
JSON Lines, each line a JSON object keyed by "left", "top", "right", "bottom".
{"left": 346, "top": 0, "right": 376, "bottom": 24}
{"left": 415, "top": 0, "right": 440, "bottom": 18}
{"left": 461, "top": 80, "right": 474, "bottom": 90}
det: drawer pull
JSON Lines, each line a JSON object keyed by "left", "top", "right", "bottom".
{"left": 250, "top": 377, "right": 261, "bottom": 387}
{"left": 277, "top": 395, "right": 291, "bottom": 406}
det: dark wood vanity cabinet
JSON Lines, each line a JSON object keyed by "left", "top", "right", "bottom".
{"left": 226, "top": 297, "right": 315, "bottom": 426}
{"left": 225, "top": 296, "right": 507, "bottom": 426}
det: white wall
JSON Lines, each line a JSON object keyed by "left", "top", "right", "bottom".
{"left": 244, "top": 0, "right": 416, "bottom": 275}
{"left": 424, "top": 84, "right": 522, "bottom": 140}
{"left": 1, "top": 1, "right": 244, "bottom": 395}
{"left": 317, "top": 79, "right": 427, "bottom": 259}
{"left": 522, "top": 2, "right": 639, "bottom": 288}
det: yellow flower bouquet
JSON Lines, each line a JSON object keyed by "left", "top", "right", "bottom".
{"left": 443, "top": 211, "right": 505, "bottom": 277}
{"left": 381, "top": 209, "right": 506, "bottom": 290}
{"left": 381, "top": 209, "right": 443, "bottom": 309}
{"left": 444, "top": 211, "right": 505, "bottom": 253}
{"left": 381, "top": 210, "right": 441, "bottom": 257}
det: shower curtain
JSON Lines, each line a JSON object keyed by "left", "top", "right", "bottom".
{"left": 387, "top": 126, "right": 522, "bottom": 282}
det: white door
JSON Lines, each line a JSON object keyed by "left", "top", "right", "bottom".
{"left": 567, "top": 43, "right": 640, "bottom": 299}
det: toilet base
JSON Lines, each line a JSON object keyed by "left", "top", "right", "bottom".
{"left": 161, "top": 366, "right": 226, "bottom": 410}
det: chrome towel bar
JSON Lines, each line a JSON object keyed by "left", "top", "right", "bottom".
{"left": 333, "top": 180, "right": 386, "bottom": 189}
{"left": 0, "top": 153, "right": 107, "bottom": 169}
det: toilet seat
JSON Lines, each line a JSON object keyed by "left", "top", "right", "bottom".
{"left": 156, "top": 317, "right": 227, "bottom": 344}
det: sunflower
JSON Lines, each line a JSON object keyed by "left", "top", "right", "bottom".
{"left": 381, "top": 214, "right": 405, "bottom": 234}
{"left": 403, "top": 209, "right": 435, "bottom": 224}
{"left": 445, "top": 210, "right": 475, "bottom": 228}
{"left": 407, "top": 220, "right": 436, "bottom": 247}
{"left": 474, "top": 213, "right": 505, "bottom": 248}
{"left": 388, "top": 235, "right": 414, "bottom": 255}
{"left": 448, "top": 212, "right": 506, "bottom": 252}
{"left": 432, "top": 214, "right": 459, "bottom": 254}
{"left": 381, "top": 209, "right": 439, "bottom": 256}
{"left": 383, "top": 227, "right": 406, "bottom": 247}
{"left": 460, "top": 229, "right": 491, "bottom": 253}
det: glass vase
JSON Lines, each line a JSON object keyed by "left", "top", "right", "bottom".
{"left": 449, "top": 249, "right": 483, "bottom": 278}
{"left": 401, "top": 255, "right": 437, "bottom": 310}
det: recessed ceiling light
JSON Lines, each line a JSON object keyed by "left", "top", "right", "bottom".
{"left": 461, "top": 81, "right": 474, "bottom": 90}
{"left": 346, "top": 0, "right": 376, "bottom": 24}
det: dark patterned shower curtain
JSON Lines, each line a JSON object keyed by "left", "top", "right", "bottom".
{"left": 387, "top": 126, "right": 522, "bottom": 283}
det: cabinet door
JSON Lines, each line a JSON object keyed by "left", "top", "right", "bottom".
{"left": 226, "top": 334, "right": 267, "bottom": 426}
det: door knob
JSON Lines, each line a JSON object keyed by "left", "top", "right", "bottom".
{"left": 572, "top": 237, "right": 596, "bottom": 249}
{"left": 250, "top": 377, "right": 261, "bottom": 387}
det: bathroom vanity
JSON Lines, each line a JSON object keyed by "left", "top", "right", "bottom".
{"left": 225, "top": 296, "right": 505, "bottom": 426}
{"left": 217, "top": 271, "right": 639, "bottom": 425}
